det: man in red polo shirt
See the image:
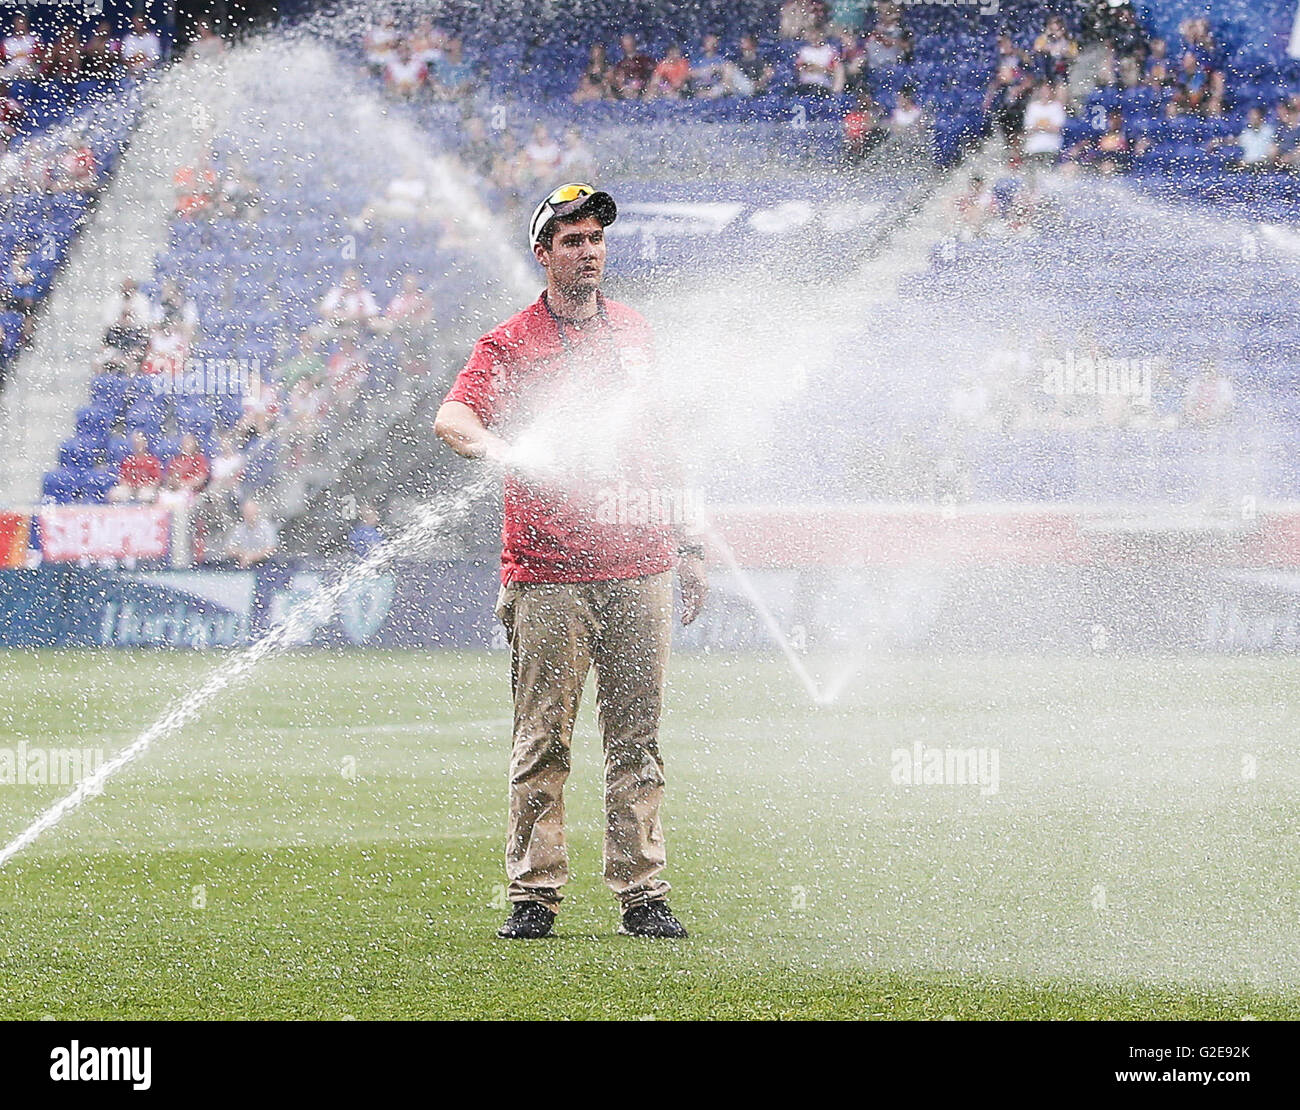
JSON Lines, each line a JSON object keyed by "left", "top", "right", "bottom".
{"left": 110, "top": 431, "right": 162, "bottom": 503}
{"left": 435, "top": 182, "right": 708, "bottom": 940}
{"left": 164, "top": 433, "right": 210, "bottom": 494}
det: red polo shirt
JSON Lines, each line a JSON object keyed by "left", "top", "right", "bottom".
{"left": 444, "top": 290, "right": 678, "bottom": 585}
{"left": 119, "top": 452, "right": 161, "bottom": 489}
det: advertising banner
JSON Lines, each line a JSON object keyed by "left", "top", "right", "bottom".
{"left": 37, "top": 506, "right": 171, "bottom": 564}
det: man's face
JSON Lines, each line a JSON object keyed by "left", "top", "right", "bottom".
{"left": 536, "top": 215, "right": 606, "bottom": 296}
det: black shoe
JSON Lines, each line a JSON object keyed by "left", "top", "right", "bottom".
{"left": 497, "top": 901, "right": 556, "bottom": 939}
{"left": 618, "top": 900, "right": 688, "bottom": 938}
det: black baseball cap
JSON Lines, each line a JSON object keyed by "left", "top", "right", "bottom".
{"left": 528, "top": 182, "right": 617, "bottom": 250}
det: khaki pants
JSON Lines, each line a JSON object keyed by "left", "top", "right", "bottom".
{"left": 495, "top": 571, "right": 674, "bottom": 910}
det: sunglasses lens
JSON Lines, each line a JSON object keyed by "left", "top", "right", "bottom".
{"left": 549, "top": 184, "right": 591, "bottom": 207}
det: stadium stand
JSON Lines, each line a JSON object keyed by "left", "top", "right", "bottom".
{"left": 15, "top": 0, "right": 1300, "bottom": 555}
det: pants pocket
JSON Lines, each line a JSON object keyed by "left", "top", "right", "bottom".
{"left": 494, "top": 580, "right": 520, "bottom": 639}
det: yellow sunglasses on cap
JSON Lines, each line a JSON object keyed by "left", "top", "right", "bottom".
{"left": 528, "top": 182, "right": 617, "bottom": 249}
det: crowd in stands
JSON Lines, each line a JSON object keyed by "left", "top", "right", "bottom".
{"left": 1, "top": 15, "right": 163, "bottom": 80}
{"left": 49, "top": 104, "right": 438, "bottom": 566}
{"left": 359, "top": 0, "right": 1300, "bottom": 192}
{"left": 88, "top": 245, "right": 438, "bottom": 564}
{"left": 0, "top": 12, "right": 152, "bottom": 371}
{"left": 364, "top": 17, "right": 478, "bottom": 100}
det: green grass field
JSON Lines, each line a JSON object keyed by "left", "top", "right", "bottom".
{"left": 0, "top": 648, "right": 1297, "bottom": 1020}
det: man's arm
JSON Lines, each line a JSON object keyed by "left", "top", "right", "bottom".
{"left": 433, "top": 400, "right": 512, "bottom": 464}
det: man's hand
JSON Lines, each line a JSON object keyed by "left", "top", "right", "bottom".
{"left": 677, "top": 554, "right": 708, "bottom": 626}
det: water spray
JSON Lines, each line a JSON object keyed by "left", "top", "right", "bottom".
{"left": 0, "top": 472, "right": 496, "bottom": 869}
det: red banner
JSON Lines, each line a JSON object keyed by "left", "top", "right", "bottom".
{"left": 0, "top": 511, "right": 29, "bottom": 568}
{"left": 37, "top": 506, "right": 171, "bottom": 563}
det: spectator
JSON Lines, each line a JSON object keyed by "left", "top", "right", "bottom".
{"left": 1107, "top": 4, "right": 1150, "bottom": 59}
{"left": 110, "top": 432, "right": 162, "bottom": 503}
{"left": 49, "top": 125, "right": 97, "bottom": 194}
{"left": 430, "top": 37, "right": 475, "bottom": 100}
{"left": 363, "top": 16, "right": 401, "bottom": 75}
{"left": 348, "top": 504, "right": 384, "bottom": 558}
{"left": 43, "top": 28, "right": 84, "bottom": 81}
{"left": 174, "top": 152, "right": 219, "bottom": 219}
{"left": 1143, "top": 38, "right": 1171, "bottom": 88}
{"left": 889, "top": 87, "right": 923, "bottom": 134}
{"left": 141, "top": 316, "right": 189, "bottom": 379}
{"left": 1033, "top": 15, "right": 1079, "bottom": 83}
{"left": 206, "top": 431, "right": 246, "bottom": 514}
{"left": 238, "top": 374, "right": 280, "bottom": 437}
{"left": 0, "top": 81, "right": 24, "bottom": 140}
{"left": 557, "top": 127, "right": 596, "bottom": 179}
{"left": 1182, "top": 365, "right": 1233, "bottom": 426}
{"left": 285, "top": 370, "right": 329, "bottom": 469}
{"left": 3, "top": 241, "right": 39, "bottom": 316}
{"left": 1171, "top": 49, "right": 1223, "bottom": 117}
{"left": 187, "top": 22, "right": 226, "bottom": 62}
{"left": 726, "top": 33, "right": 773, "bottom": 97}
{"left": 689, "top": 34, "right": 729, "bottom": 99}
{"left": 81, "top": 22, "right": 123, "bottom": 78}
{"left": 103, "top": 277, "right": 152, "bottom": 352}
{"left": 381, "top": 272, "right": 434, "bottom": 352}
{"left": 1178, "top": 17, "right": 1220, "bottom": 72}
{"left": 327, "top": 336, "right": 367, "bottom": 405}
{"left": 216, "top": 154, "right": 261, "bottom": 220}
{"left": 278, "top": 330, "right": 327, "bottom": 393}
{"left": 165, "top": 432, "right": 210, "bottom": 494}
{"left": 951, "top": 173, "right": 995, "bottom": 238}
{"left": 1066, "top": 109, "right": 1139, "bottom": 175}
{"left": 156, "top": 472, "right": 193, "bottom": 512}
{"left": 781, "top": 0, "right": 828, "bottom": 40}
{"left": 864, "top": 2, "right": 912, "bottom": 69}
{"left": 1210, "top": 107, "right": 1276, "bottom": 171}
{"left": 646, "top": 43, "right": 691, "bottom": 101}
{"left": 121, "top": 17, "right": 162, "bottom": 74}
{"left": 458, "top": 116, "right": 496, "bottom": 175}
{"left": 384, "top": 42, "right": 428, "bottom": 99}
{"left": 843, "top": 91, "right": 886, "bottom": 165}
{"left": 836, "top": 30, "right": 869, "bottom": 96}
{"left": 521, "top": 123, "right": 562, "bottom": 185}
{"left": 985, "top": 35, "right": 1034, "bottom": 160}
{"left": 1021, "top": 82, "right": 1066, "bottom": 172}
{"left": 318, "top": 268, "right": 380, "bottom": 336}
{"left": 572, "top": 43, "right": 611, "bottom": 103}
{"left": 409, "top": 19, "right": 446, "bottom": 69}
{"left": 609, "top": 33, "right": 654, "bottom": 100}
{"left": 152, "top": 278, "right": 200, "bottom": 338}
{"left": 3, "top": 15, "right": 40, "bottom": 79}
{"left": 226, "top": 499, "right": 279, "bottom": 567}
{"left": 795, "top": 30, "right": 843, "bottom": 96}
{"left": 1274, "top": 101, "right": 1300, "bottom": 172}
